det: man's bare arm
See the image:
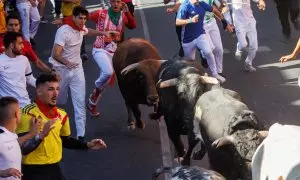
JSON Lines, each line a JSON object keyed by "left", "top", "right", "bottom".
{"left": 52, "top": 44, "right": 78, "bottom": 69}
{"left": 33, "top": 59, "right": 52, "bottom": 73}
{"left": 280, "top": 38, "right": 300, "bottom": 63}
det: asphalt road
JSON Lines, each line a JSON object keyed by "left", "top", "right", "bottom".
{"left": 31, "top": 0, "right": 300, "bottom": 179}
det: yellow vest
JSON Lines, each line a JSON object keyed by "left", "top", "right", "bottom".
{"left": 16, "top": 103, "right": 71, "bottom": 165}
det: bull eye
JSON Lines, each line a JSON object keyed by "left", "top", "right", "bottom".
{"left": 139, "top": 74, "right": 144, "bottom": 80}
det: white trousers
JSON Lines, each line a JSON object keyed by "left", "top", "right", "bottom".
{"left": 204, "top": 18, "right": 224, "bottom": 73}
{"left": 17, "top": 1, "right": 40, "bottom": 41}
{"left": 54, "top": 66, "right": 86, "bottom": 137}
{"left": 92, "top": 48, "right": 114, "bottom": 89}
{"left": 182, "top": 34, "right": 218, "bottom": 75}
{"left": 235, "top": 20, "right": 258, "bottom": 66}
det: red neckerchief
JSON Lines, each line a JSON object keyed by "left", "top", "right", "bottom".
{"left": 63, "top": 16, "right": 85, "bottom": 32}
{"left": 35, "top": 99, "right": 60, "bottom": 119}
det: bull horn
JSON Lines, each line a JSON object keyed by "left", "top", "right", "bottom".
{"left": 121, "top": 60, "right": 168, "bottom": 76}
{"left": 199, "top": 76, "right": 220, "bottom": 85}
{"left": 121, "top": 62, "right": 141, "bottom": 76}
{"left": 211, "top": 136, "right": 234, "bottom": 148}
{"left": 258, "top": 131, "right": 268, "bottom": 139}
{"left": 158, "top": 78, "right": 178, "bottom": 88}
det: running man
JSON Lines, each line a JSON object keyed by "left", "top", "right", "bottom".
{"left": 49, "top": 6, "right": 117, "bottom": 140}
{"left": 176, "top": 0, "right": 233, "bottom": 83}
{"left": 201, "top": 0, "right": 234, "bottom": 77}
{"left": 86, "top": 0, "right": 136, "bottom": 116}
{"left": 222, "top": 0, "right": 266, "bottom": 72}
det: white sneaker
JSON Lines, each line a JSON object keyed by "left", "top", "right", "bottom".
{"left": 213, "top": 74, "right": 226, "bottom": 84}
{"left": 235, "top": 51, "right": 242, "bottom": 61}
{"left": 244, "top": 63, "right": 256, "bottom": 72}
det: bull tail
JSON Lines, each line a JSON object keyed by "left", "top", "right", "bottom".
{"left": 193, "top": 105, "right": 202, "bottom": 140}
{"left": 152, "top": 167, "right": 172, "bottom": 180}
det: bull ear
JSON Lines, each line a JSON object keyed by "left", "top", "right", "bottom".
{"left": 199, "top": 76, "right": 220, "bottom": 85}
{"left": 211, "top": 136, "right": 234, "bottom": 148}
{"left": 121, "top": 62, "right": 141, "bottom": 76}
{"left": 258, "top": 131, "right": 268, "bottom": 140}
{"left": 157, "top": 78, "right": 178, "bottom": 88}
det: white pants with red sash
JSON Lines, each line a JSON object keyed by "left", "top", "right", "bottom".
{"left": 54, "top": 65, "right": 86, "bottom": 137}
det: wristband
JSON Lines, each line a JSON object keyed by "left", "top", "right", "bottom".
{"left": 221, "top": 19, "right": 228, "bottom": 30}
{"left": 34, "top": 134, "right": 42, "bottom": 141}
{"left": 187, "top": 18, "right": 193, "bottom": 24}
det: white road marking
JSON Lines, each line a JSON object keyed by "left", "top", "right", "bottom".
{"left": 257, "top": 45, "right": 272, "bottom": 52}
{"left": 138, "top": 1, "right": 151, "bottom": 42}
{"left": 137, "top": 1, "right": 173, "bottom": 179}
{"left": 135, "top": 2, "right": 167, "bottom": 10}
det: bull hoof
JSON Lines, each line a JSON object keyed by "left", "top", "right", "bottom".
{"left": 192, "top": 148, "right": 206, "bottom": 160}
{"left": 149, "top": 112, "right": 162, "bottom": 120}
{"left": 127, "top": 122, "right": 136, "bottom": 130}
{"left": 136, "top": 120, "right": 146, "bottom": 129}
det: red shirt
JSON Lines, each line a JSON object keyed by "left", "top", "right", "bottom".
{"left": 0, "top": 34, "right": 38, "bottom": 62}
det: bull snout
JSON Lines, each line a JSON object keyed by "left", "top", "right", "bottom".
{"left": 147, "top": 95, "right": 159, "bottom": 105}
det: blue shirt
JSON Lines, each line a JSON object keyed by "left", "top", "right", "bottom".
{"left": 177, "top": 1, "right": 213, "bottom": 43}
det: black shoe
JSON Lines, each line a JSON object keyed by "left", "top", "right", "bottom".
{"left": 78, "top": 136, "right": 85, "bottom": 142}
{"left": 81, "top": 54, "right": 88, "bottom": 63}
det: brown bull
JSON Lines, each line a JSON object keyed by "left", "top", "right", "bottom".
{"left": 113, "top": 38, "right": 165, "bottom": 129}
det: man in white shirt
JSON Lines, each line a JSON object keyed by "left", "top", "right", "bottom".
{"left": 0, "top": 97, "right": 23, "bottom": 180}
{"left": 50, "top": 6, "right": 112, "bottom": 140}
{"left": 0, "top": 32, "right": 36, "bottom": 108}
{"left": 223, "top": 0, "right": 265, "bottom": 72}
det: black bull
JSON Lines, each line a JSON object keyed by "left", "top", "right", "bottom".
{"left": 153, "top": 60, "right": 220, "bottom": 165}
{"left": 194, "top": 86, "right": 268, "bottom": 179}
